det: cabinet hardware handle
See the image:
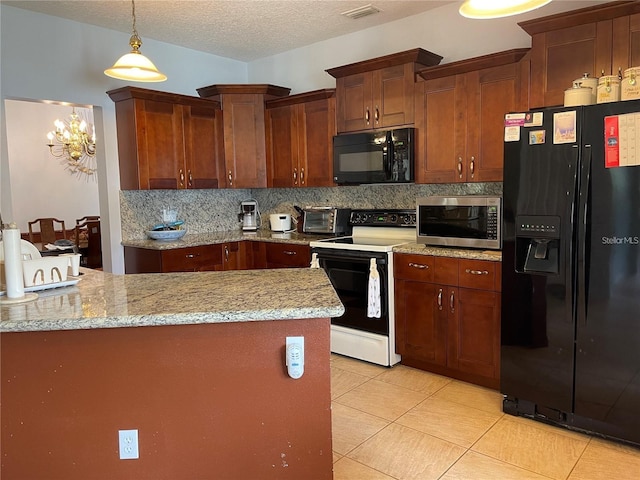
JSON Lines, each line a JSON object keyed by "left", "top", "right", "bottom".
{"left": 224, "top": 245, "right": 229, "bottom": 261}
{"left": 188, "top": 170, "right": 193, "bottom": 187}
{"left": 457, "top": 157, "right": 463, "bottom": 178}
{"left": 375, "top": 106, "right": 379, "bottom": 123}
{"left": 469, "top": 157, "right": 475, "bottom": 178}
{"left": 437, "top": 288, "right": 443, "bottom": 310}
{"left": 185, "top": 253, "right": 199, "bottom": 259}
{"left": 450, "top": 291, "right": 455, "bottom": 311}
{"left": 300, "top": 168, "right": 304, "bottom": 185}
{"left": 293, "top": 168, "right": 298, "bottom": 184}
{"left": 179, "top": 169, "right": 185, "bottom": 187}
{"left": 365, "top": 108, "right": 370, "bottom": 124}
{"left": 465, "top": 269, "right": 489, "bottom": 275}
{"left": 228, "top": 170, "right": 233, "bottom": 186}
{"left": 283, "top": 251, "right": 296, "bottom": 255}
{"left": 408, "top": 262, "right": 428, "bottom": 269}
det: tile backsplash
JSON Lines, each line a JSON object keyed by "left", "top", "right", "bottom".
{"left": 120, "top": 183, "right": 502, "bottom": 240}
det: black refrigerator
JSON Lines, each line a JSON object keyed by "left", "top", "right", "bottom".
{"left": 501, "top": 99, "right": 640, "bottom": 446}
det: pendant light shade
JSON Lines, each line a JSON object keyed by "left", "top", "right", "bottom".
{"left": 104, "top": 0, "right": 166, "bottom": 82}
{"left": 459, "top": 0, "right": 552, "bottom": 19}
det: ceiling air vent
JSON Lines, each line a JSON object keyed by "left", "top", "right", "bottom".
{"left": 341, "top": 4, "right": 381, "bottom": 20}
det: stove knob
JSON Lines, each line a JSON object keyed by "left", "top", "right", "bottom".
{"left": 403, "top": 215, "right": 412, "bottom": 224}
{"left": 390, "top": 214, "right": 398, "bottom": 223}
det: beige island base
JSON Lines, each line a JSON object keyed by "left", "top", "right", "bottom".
{"left": 1, "top": 268, "right": 344, "bottom": 480}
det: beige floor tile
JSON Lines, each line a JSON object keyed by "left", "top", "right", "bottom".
{"left": 331, "top": 366, "right": 370, "bottom": 399}
{"left": 376, "top": 364, "right": 452, "bottom": 394}
{"left": 397, "top": 396, "right": 502, "bottom": 448}
{"left": 334, "top": 379, "right": 429, "bottom": 421}
{"left": 508, "top": 415, "right": 592, "bottom": 442}
{"left": 333, "top": 457, "right": 397, "bottom": 480}
{"left": 333, "top": 451, "right": 342, "bottom": 464}
{"left": 331, "top": 354, "right": 388, "bottom": 378}
{"left": 331, "top": 403, "right": 390, "bottom": 455}
{"left": 431, "top": 380, "right": 503, "bottom": 415}
{"left": 441, "top": 451, "right": 553, "bottom": 480}
{"left": 472, "top": 416, "right": 589, "bottom": 480}
{"left": 568, "top": 438, "right": 640, "bottom": 480}
{"left": 349, "top": 423, "right": 466, "bottom": 480}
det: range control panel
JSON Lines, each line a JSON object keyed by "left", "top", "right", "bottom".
{"left": 350, "top": 209, "right": 416, "bottom": 227}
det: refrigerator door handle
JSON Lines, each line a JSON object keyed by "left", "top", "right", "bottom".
{"left": 578, "top": 144, "right": 592, "bottom": 326}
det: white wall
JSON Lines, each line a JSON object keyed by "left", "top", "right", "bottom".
{"left": 247, "top": 1, "right": 610, "bottom": 92}
{"left": 0, "top": 5, "right": 247, "bottom": 273}
{"left": 4, "top": 100, "right": 100, "bottom": 234}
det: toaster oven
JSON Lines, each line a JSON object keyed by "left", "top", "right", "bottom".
{"left": 302, "top": 207, "right": 351, "bottom": 235}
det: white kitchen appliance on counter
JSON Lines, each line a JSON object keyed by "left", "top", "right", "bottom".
{"left": 239, "top": 200, "right": 259, "bottom": 232}
{"left": 269, "top": 213, "right": 292, "bottom": 232}
{"left": 309, "top": 209, "right": 416, "bottom": 366}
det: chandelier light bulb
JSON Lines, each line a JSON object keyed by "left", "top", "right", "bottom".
{"left": 459, "top": 0, "right": 552, "bottom": 19}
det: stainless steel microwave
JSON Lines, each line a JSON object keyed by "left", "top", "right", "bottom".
{"left": 333, "top": 128, "right": 415, "bottom": 185}
{"left": 417, "top": 196, "right": 502, "bottom": 250}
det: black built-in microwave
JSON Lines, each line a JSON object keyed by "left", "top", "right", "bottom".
{"left": 333, "top": 128, "right": 415, "bottom": 184}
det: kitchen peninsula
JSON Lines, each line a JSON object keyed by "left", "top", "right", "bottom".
{"left": 1, "top": 268, "right": 343, "bottom": 480}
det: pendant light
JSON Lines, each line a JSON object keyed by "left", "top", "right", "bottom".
{"left": 104, "top": 0, "right": 167, "bottom": 82}
{"left": 459, "top": 0, "right": 552, "bottom": 19}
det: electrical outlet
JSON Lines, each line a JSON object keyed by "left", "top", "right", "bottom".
{"left": 118, "top": 429, "right": 139, "bottom": 460}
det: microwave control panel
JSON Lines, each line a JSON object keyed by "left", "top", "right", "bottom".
{"left": 350, "top": 209, "right": 416, "bottom": 227}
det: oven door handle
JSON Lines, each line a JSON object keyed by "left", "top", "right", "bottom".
{"left": 312, "top": 251, "right": 388, "bottom": 264}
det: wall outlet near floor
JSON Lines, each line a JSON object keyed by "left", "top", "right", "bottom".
{"left": 118, "top": 429, "right": 139, "bottom": 460}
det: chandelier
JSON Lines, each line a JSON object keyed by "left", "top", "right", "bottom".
{"left": 46, "top": 108, "right": 97, "bottom": 176}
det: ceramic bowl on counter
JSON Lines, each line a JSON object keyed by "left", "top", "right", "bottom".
{"left": 146, "top": 228, "right": 187, "bottom": 241}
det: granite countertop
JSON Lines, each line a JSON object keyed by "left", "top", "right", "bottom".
{"left": 122, "top": 230, "right": 334, "bottom": 250}
{"left": 393, "top": 243, "right": 502, "bottom": 262}
{"left": 1, "top": 268, "right": 345, "bottom": 333}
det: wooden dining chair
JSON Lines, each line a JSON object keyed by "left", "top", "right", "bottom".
{"left": 75, "top": 219, "right": 102, "bottom": 269}
{"left": 27, "top": 218, "right": 66, "bottom": 245}
{"left": 75, "top": 215, "right": 100, "bottom": 225}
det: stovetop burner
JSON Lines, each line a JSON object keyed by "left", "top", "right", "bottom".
{"left": 309, "top": 208, "right": 417, "bottom": 252}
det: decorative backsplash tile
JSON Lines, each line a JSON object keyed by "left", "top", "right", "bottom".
{"left": 120, "top": 183, "right": 502, "bottom": 240}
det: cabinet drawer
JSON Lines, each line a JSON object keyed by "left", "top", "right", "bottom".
{"left": 434, "top": 256, "right": 458, "bottom": 286}
{"left": 458, "top": 259, "right": 497, "bottom": 291}
{"left": 394, "top": 254, "right": 434, "bottom": 282}
{"left": 162, "top": 245, "right": 222, "bottom": 272}
{"left": 265, "top": 243, "right": 310, "bottom": 268}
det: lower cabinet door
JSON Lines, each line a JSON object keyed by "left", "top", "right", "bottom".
{"left": 395, "top": 279, "right": 447, "bottom": 366}
{"left": 448, "top": 287, "right": 501, "bottom": 379}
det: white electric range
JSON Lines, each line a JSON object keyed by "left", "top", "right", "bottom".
{"left": 309, "top": 209, "right": 416, "bottom": 366}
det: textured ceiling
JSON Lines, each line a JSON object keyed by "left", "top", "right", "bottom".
{"left": 3, "top": 1, "right": 456, "bottom": 61}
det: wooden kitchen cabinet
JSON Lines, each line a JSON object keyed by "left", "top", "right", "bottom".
{"left": 415, "top": 49, "right": 528, "bottom": 184}
{"left": 124, "top": 245, "right": 223, "bottom": 273}
{"left": 219, "top": 241, "right": 248, "bottom": 270}
{"left": 196, "top": 84, "right": 290, "bottom": 188}
{"left": 326, "top": 48, "right": 442, "bottom": 133}
{"left": 107, "top": 87, "right": 222, "bottom": 190}
{"left": 519, "top": 2, "right": 640, "bottom": 108}
{"left": 264, "top": 242, "right": 311, "bottom": 269}
{"left": 394, "top": 253, "right": 501, "bottom": 389}
{"left": 265, "top": 89, "right": 336, "bottom": 188}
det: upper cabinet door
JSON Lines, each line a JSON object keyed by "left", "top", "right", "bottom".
{"left": 373, "top": 63, "right": 417, "bottom": 130}
{"left": 335, "top": 72, "right": 373, "bottom": 133}
{"left": 265, "top": 89, "right": 336, "bottom": 188}
{"left": 327, "top": 48, "right": 443, "bottom": 134}
{"left": 297, "top": 96, "right": 336, "bottom": 187}
{"left": 183, "top": 103, "right": 222, "bottom": 189}
{"left": 108, "top": 86, "right": 222, "bottom": 191}
{"left": 519, "top": 2, "right": 640, "bottom": 108}
{"left": 136, "top": 99, "right": 185, "bottom": 190}
{"left": 196, "top": 84, "right": 291, "bottom": 189}
{"left": 416, "top": 49, "right": 528, "bottom": 184}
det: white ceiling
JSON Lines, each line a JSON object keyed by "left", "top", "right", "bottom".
{"left": 3, "top": 0, "right": 455, "bottom": 61}
{"left": 3, "top": 1, "right": 618, "bottom": 62}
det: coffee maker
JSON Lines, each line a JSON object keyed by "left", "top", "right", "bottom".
{"left": 239, "top": 200, "right": 259, "bottom": 232}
